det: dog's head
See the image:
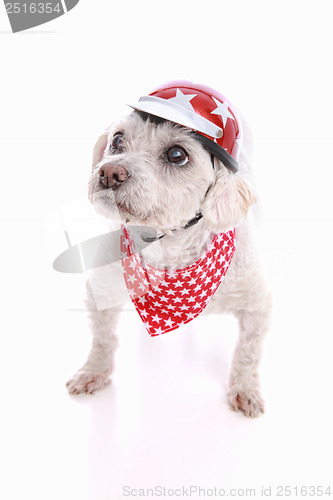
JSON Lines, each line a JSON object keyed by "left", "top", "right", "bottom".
{"left": 88, "top": 111, "right": 256, "bottom": 233}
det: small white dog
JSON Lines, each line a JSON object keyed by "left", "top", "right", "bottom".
{"left": 66, "top": 81, "right": 271, "bottom": 418}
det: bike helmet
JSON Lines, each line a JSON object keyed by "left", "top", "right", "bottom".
{"left": 129, "top": 80, "right": 242, "bottom": 173}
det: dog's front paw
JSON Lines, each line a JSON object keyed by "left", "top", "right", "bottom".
{"left": 66, "top": 370, "right": 111, "bottom": 395}
{"left": 228, "top": 388, "right": 264, "bottom": 418}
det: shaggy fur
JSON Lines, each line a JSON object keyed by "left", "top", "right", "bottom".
{"left": 66, "top": 112, "right": 271, "bottom": 418}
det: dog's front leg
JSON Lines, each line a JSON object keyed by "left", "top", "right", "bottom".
{"left": 228, "top": 298, "right": 271, "bottom": 417}
{"left": 66, "top": 282, "right": 121, "bottom": 395}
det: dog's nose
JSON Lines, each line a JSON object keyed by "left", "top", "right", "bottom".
{"left": 98, "top": 163, "right": 130, "bottom": 189}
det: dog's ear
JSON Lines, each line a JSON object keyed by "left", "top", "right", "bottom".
{"left": 92, "top": 132, "right": 109, "bottom": 169}
{"left": 201, "top": 169, "right": 257, "bottom": 232}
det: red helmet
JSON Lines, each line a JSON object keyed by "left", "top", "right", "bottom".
{"left": 129, "top": 80, "right": 242, "bottom": 172}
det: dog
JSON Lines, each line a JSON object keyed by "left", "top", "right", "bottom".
{"left": 66, "top": 82, "right": 271, "bottom": 418}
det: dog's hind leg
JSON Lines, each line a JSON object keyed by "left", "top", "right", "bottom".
{"left": 66, "top": 282, "right": 121, "bottom": 395}
{"left": 228, "top": 292, "right": 272, "bottom": 417}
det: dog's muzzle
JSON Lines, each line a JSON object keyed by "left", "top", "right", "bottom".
{"left": 99, "top": 163, "right": 130, "bottom": 190}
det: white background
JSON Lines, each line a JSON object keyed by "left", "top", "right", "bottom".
{"left": 1, "top": 1, "right": 333, "bottom": 499}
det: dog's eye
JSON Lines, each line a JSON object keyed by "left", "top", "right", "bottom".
{"left": 166, "top": 146, "right": 189, "bottom": 167}
{"left": 110, "top": 133, "right": 124, "bottom": 151}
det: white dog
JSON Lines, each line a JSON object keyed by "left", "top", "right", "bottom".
{"left": 66, "top": 82, "right": 271, "bottom": 418}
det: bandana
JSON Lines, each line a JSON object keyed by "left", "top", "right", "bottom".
{"left": 120, "top": 226, "right": 236, "bottom": 337}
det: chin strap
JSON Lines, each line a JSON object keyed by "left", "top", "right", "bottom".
{"left": 192, "top": 132, "right": 239, "bottom": 173}
{"left": 140, "top": 212, "right": 204, "bottom": 243}
{"left": 140, "top": 162, "right": 216, "bottom": 243}
{"left": 140, "top": 156, "right": 215, "bottom": 243}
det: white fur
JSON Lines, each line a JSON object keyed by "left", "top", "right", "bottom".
{"left": 66, "top": 112, "right": 271, "bottom": 418}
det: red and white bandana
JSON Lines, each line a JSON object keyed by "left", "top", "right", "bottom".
{"left": 120, "top": 226, "right": 236, "bottom": 337}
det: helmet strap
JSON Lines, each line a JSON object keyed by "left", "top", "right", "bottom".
{"left": 191, "top": 132, "right": 238, "bottom": 173}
